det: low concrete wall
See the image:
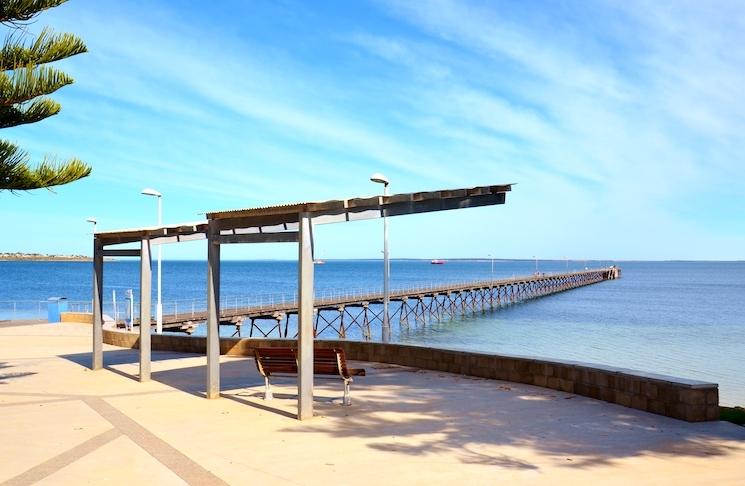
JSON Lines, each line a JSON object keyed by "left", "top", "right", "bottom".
{"left": 61, "top": 312, "right": 93, "bottom": 324}
{"left": 103, "top": 330, "right": 719, "bottom": 422}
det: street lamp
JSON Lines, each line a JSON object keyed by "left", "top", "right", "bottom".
{"left": 533, "top": 255, "right": 538, "bottom": 274}
{"left": 488, "top": 253, "right": 494, "bottom": 276}
{"left": 86, "top": 217, "right": 97, "bottom": 233}
{"left": 141, "top": 188, "right": 163, "bottom": 334}
{"left": 370, "top": 172, "right": 390, "bottom": 342}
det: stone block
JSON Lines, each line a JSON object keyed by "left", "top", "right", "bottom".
{"left": 559, "top": 379, "right": 574, "bottom": 393}
{"left": 533, "top": 375, "right": 548, "bottom": 388}
{"left": 679, "top": 388, "right": 706, "bottom": 406}
{"left": 706, "top": 389, "right": 719, "bottom": 406}
{"left": 616, "top": 391, "right": 632, "bottom": 408}
{"left": 665, "top": 402, "right": 687, "bottom": 420}
{"left": 706, "top": 405, "right": 720, "bottom": 421}
{"left": 631, "top": 395, "right": 648, "bottom": 411}
{"left": 657, "top": 384, "right": 678, "bottom": 403}
{"left": 647, "top": 399, "right": 665, "bottom": 415}
{"left": 528, "top": 362, "right": 545, "bottom": 375}
{"left": 574, "top": 383, "right": 590, "bottom": 397}
{"left": 515, "top": 360, "right": 531, "bottom": 373}
{"left": 600, "top": 387, "right": 615, "bottom": 402}
{"left": 590, "top": 372, "right": 608, "bottom": 388}
{"left": 605, "top": 374, "right": 617, "bottom": 389}
{"left": 546, "top": 376, "right": 561, "bottom": 390}
{"left": 684, "top": 404, "right": 707, "bottom": 422}
{"left": 643, "top": 382, "right": 658, "bottom": 400}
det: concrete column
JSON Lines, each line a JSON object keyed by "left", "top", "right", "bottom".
{"left": 297, "top": 212, "right": 315, "bottom": 420}
{"left": 206, "top": 221, "right": 221, "bottom": 399}
{"left": 139, "top": 238, "right": 152, "bottom": 382}
{"left": 92, "top": 238, "right": 104, "bottom": 370}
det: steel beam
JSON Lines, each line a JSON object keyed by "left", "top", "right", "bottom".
{"left": 206, "top": 221, "right": 221, "bottom": 399}
{"left": 218, "top": 232, "right": 298, "bottom": 244}
{"left": 139, "top": 238, "right": 152, "bottom": 382}
{"left": 297, "top": 212, "right": 314, "bottom": 420}
{"left": 92, "top": 238, "right": 104, "bottom": 370}
{"left": 102, "top": 249, "right": 141, "bottom": 257}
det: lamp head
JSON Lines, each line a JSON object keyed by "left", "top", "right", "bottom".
{"left": 141, "top": 188, "right": 162, "bottom": 197}
{"left": 369, "top": 172, "right": 389, "bottom": 186}
{"left": 86, "top": 218, "right": 97, "bottom": 224}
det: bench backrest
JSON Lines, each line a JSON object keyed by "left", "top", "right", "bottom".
{"left": 254, "top": 347, "right": 350, "bottom": 378}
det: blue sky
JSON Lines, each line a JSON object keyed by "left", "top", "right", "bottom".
{"left": 1, "top": 0, "right": 743, "bottom": 260}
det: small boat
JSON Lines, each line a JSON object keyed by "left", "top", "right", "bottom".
{"left": 313, "top": 259, "right": 326, "bottom": 265}
{"left": 430, "top": 259, "right": 446, "bottom": 265}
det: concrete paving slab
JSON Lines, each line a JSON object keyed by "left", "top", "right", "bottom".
{"left": 1, "top": 322, "right": 744, "bottom": 485}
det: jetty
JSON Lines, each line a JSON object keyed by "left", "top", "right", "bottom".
{"left": 153, "top": 267, "right": 621, "bottom": 338}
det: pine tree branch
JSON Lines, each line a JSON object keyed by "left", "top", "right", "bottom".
{"left": 0, "top": 138, "right": 91, "bottom": 190}
{"left": 0, "top": 64, "right": 72, "bottom": 105}
{"left": 0, "top": 96, "right": 60, "bottom": 127}
{"left": 0, "top": 0, "right": 68, "bottom": 24}
{"left": 1, "top": 27, "right": 86, "bottom": 70}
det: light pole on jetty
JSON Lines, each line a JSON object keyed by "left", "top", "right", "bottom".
{"left": 86, "top": 217, "right": 97, "bottom": 233}
{"left": 141, "top": 188, "right": 163, "bottom": 334}
{"left": 370, "top": 172, "right": 391, "bottom": 342}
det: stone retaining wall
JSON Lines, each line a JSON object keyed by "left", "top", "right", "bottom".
{"left": 102, "top": 329, "right": 719, "bottom": 422}
{"left": 61, "top": 312, "right": 93, "bottom": 324}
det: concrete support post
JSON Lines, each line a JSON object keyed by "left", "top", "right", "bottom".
{"left": 92, "top": 238, "right": 104, "bottom": 370}
{"left": 297, "top": 212, "right": 315, "bottom": 420}
{"left": 206, "top": 221, "right": 221, "bottom": 399}
{"left": 139, "top": 238, "right": 152, "bottom": 382}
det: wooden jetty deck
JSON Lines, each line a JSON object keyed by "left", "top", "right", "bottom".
{"left": 148, "top": 267, "right": 621, "bottom": 338}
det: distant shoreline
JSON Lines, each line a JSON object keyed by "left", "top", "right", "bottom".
{"left": 0, "top": 253, "right": 91, "bottom": 262}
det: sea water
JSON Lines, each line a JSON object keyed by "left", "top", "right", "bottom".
{"left": 1, "top": 260, "right": 743, "bottom": 405}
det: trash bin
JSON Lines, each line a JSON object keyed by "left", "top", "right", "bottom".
{"left": 47, "top": 297, "right": 68, "bottom": 323}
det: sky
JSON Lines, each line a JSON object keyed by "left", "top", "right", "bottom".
{"left": 1, "top": 0, "right": 743, "bottom": 260}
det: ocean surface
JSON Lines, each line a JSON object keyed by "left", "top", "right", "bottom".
{"left": 1, "top": 259, "right": 743, "bottom": 405}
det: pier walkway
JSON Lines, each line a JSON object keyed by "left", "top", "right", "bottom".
{"left": 153, "top": 267, "right": 621, "bottom": 338}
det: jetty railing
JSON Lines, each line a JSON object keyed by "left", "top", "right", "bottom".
{"left": 148, "top": 267, "right": 620, "bottom": 337}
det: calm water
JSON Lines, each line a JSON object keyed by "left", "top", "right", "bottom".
{"left": 1, "top": 260, "right": 743, "bottom": 405}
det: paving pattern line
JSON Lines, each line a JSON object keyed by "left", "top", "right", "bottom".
{"left": 82, "top": 397, "right": 228, "bottom": 485}
{"left": 1, "top": 428, "right": 120, "bottom": 486}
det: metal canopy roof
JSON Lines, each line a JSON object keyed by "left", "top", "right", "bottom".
{"left": 96, "top": 183, "right": 512, "bottom": 246}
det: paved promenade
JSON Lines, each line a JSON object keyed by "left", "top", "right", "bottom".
{"left": 1, "top": 322, "right": 744, "bottom": 485}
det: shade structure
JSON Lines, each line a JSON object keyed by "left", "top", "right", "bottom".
{"left": 91, "top": 183, "right": 512, "bottom": 420}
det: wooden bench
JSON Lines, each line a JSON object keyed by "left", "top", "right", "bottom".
{"left": 253, "top": 348, "right": 365, "bottom": 405}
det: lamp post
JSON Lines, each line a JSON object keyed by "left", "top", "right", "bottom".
{"left": 488, "top": 253, "right": 494, "bottom": 276}
{"left": 370, "top": 173, "right": 390, "bottom": 342}
{"left": 86, "top": 217, "right": 97, "bottom": 233}
{"left": 141, "top": 188, "right": 163, "bottom": 334}
{"left": 86, "top": 218, "right": 97, "bottom": 314}
{"left": 533, "top": 255, "right": 538, "bottom": 275}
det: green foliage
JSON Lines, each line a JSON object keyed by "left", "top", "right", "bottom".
{"left": 720, "top": 406, "right": 745, "bottom": 426}
{"left": 0, "top": 0, "right": 90, "bottom": 191}
{"left": 1, "top": 27, "right": 87, "bottom": 71}
{"left": 0, "top": 0, "right": 67, "bottom": 23}
{"left": 0, "top": 139, "right": 90, "bottom": 189}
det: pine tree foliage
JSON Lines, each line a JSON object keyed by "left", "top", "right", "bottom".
{"left": 0, "top": 0, "right": 90, "bottom": 191}
{"left": 0, "top": 0, "right": 67, "bottom": 24}
{"left": 1, "top": 27, "right": 87, "bottom": 70}
{"left": 0, "top": 139, "right": 88, "bottom": 189}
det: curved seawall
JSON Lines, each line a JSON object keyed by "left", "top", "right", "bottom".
{"left": 104, "top": 328, "right": 719, "bottom": 422}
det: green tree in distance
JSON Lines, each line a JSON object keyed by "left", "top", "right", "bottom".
{"left": 0, "top": 0, "right": 90, "bottom": 191}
